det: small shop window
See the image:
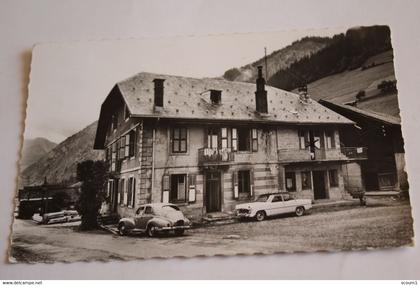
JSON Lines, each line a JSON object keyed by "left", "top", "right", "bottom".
{"left": 238, "top": 170, "right": 251, "bottom": 194}
{"left": 171, "top": 127, "right": 187, "bottom": 153}
{"left": 301, "top": 171, "right": 312, "bottom": 190}
{"left": 329, "top": 169, "right": 339, "bottom": 187}
{"left": 170, "top": 174, "right": 187, "bottom": 203}
{"left": 285, "top": 172, "right": 296, "bottom": 192}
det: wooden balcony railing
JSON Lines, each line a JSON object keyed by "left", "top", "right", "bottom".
{"left": 198, "top": 148, "right": 235, "bottom": 165}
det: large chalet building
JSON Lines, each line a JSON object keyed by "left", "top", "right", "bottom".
{"left": 94, "top": 67, "right": 367, "bottom": 219}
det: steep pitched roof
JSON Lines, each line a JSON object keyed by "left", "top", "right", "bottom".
{"left": 94, "top": 72, "right": 354, "bottom": 149}
{"left": 319, "top": 99, "right": 401, "bottom": 126}
{"left": 116, "top": 72, "right": 353, "bottom": 124}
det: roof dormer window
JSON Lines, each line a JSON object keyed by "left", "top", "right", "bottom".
{"left": 210, "top": 89, "right": 222, "bottom": 105}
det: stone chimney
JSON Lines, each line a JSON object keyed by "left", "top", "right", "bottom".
{"left": 255, "top": 66, "right": 268, "bottom": 113}
{"left": 153, "top": 78, "right": 165, "bottom": 107}
{"left": 298, "top": 85, "right": 310, "bottom": 103}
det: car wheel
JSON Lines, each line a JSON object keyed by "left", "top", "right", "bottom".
{"left": 147, "top": 224, "right": 157, "bottom": 237}
{"left": 174, "top": 229, "right": 185, "bottom": 236}
{"left": 295, "top": 206, "right": 305, "bottom": 217}
{"left": 255, "top": 211, "right": 266, "bottom": 222}
{"left": 118, "top": 223, "right": 127, "bottom": 236}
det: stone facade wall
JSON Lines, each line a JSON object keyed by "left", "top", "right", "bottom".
{"left": 110, "top": 119, "right": 362, "bottom": 219}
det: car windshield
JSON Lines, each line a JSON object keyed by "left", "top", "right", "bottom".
{"left": 154, "top": 205, "right": 180, "bottom": 215}
{"left": 255, "top": 195, "right": 269, "bottom": 202}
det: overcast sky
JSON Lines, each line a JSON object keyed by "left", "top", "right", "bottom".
{"left": 25, "top": 28, "right": 345, "bottom": 143}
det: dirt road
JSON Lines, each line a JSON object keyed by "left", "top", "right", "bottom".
{"left": 10, "top": 201, "right": 414, "bottom": 263}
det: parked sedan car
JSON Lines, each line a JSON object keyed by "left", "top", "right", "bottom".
{"left": 117, "top": 203, "right": 191, "bottom": 237}
{"left": 235, "top": 192, "right": 312, "bottom": 221}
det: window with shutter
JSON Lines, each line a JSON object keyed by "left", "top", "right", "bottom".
{"left": 169, "top": 174, "right": 187, "bottom": 203}
{"left": 238, "top": 170, "right": 252, "bottom": 195}
{"left": 171, "top": 127, "right": 188, "bottom": 153}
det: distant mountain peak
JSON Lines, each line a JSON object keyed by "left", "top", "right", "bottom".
{"left": 20, "top": 137, "right": 57, "bottom": 170}
{"left": 20, "top": 121, "right": 104, "bottom": 187}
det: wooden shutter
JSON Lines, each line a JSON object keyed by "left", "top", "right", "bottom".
{"left": 125, "top": 134, "right": 130, "bottom": 157}
{"left": 232, "top": 128, "right": 238, "bottom": 151}
{"left": 278, "top": 168, "right": 284, "bottom": 190}
{"left": 251, "top": 128, "right": 258, "bottom": 152}
{"left": 117, "top": 180, "right": 121, "bottom": 204}
{"left": 132, "top": 178, "right": 136, "bottom": 208}
{"left": 250, "top": 169, "right": 255, "bottom": 197}
{"left": 233, "top": 171, "right": 239, "bottom": 199}
{"left": 188, "top": 174, "right": 196, "bottom": 203}
{"left": 162, "top": 175, "right": 170, "bottom": 203}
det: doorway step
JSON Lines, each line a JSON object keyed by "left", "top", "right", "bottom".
{"left": 202, "top": 212, "right": 236, "bottom": 226}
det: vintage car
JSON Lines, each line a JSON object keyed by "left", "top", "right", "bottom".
{"left": 235, "top": 192, "right": 312, "bottom": 221}
{"left": 32, "top": 210, "right": 81, "bottom": 224}
{"left": 117, "top": 203, "right": 191, "bottom": 237}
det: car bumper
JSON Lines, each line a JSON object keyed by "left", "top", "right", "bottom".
{"left": 235, "top": 210, "right": 252, "bottom": 218}
{"left": 155, "top": 225, "right": 191, "bottom": 232}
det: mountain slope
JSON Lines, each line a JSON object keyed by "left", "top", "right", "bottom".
{"left": 267, "top": 26, "right": 392, "bottom": 91}
{"left": 300, "top": 50, "right": 400, "bottom": 118}
{"left": 20, "top": 137, "right": 57, "bottom": 170}
{"left": 223, "top": 37, "right": 332, "bottom": 82}
{"left": 20, "top": 121, "right": 104, "bottom": 186}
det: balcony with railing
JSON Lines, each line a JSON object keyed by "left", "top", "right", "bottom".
{"left": 277, "top": 147, "right": 368, "bottom": 163}
{"left": 340, "top": 147, "right": 368, "bottom": 159}
{"left": 198, "top": 148, "right": 235, "bottom": 165}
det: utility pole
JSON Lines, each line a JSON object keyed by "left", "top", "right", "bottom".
{"left": 264, "top": 47, "right": 268, "bottom": 80}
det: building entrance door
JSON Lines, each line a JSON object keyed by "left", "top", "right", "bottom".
{"left": 111, "top": 179, "right": 119, "bottom": 213}
{"left": 205, "top": 171, "right": 221, "bottom": 213}
{"left": 313, "top": 171, "right": 327, "bottom": 199}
